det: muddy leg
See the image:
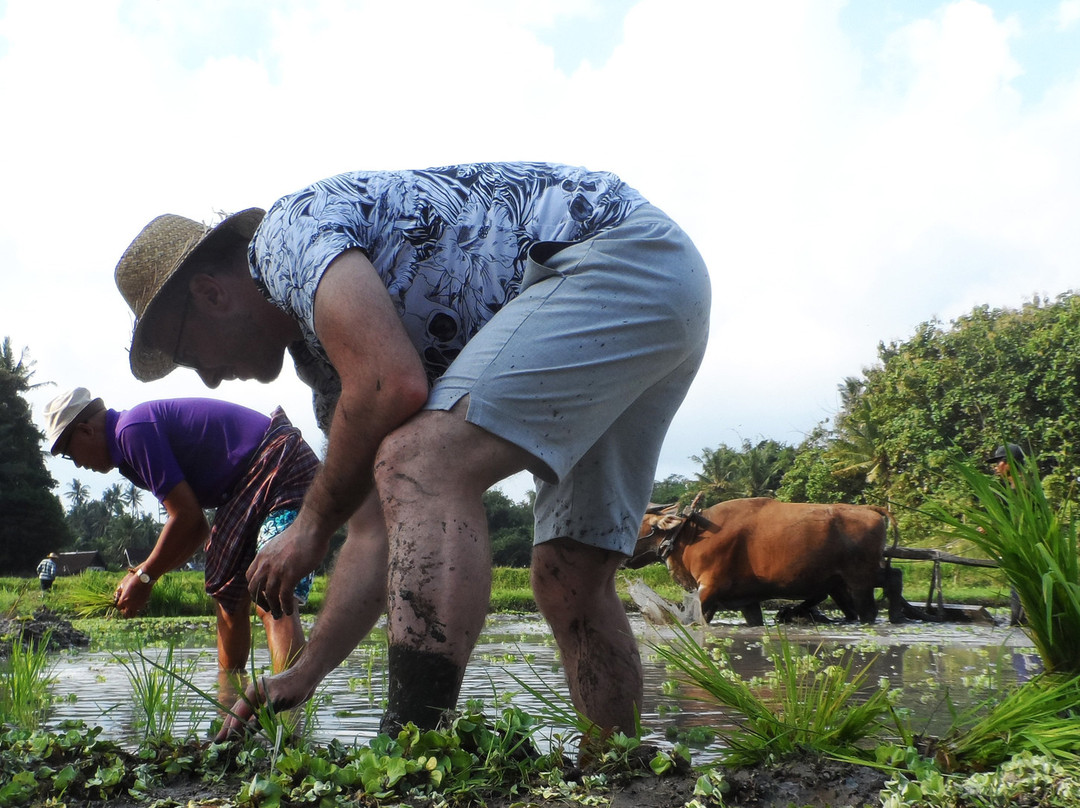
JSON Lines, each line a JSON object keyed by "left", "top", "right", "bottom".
{"left": 375, "top": 401, "right": 532, "bottom": 733}
{"left": 533, "top": 538, "right": 642, "bottom": 735}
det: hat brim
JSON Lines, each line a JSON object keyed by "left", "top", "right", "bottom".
{"left": 128, "top": 208, "right": 265, "bottom": 382}
{"left": 49, "top": 398, "right": 105, "bottom": 454}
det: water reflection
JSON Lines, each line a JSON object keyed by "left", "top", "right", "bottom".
{"left": 43, "top": 613, "right": 1040, "bottom": 761}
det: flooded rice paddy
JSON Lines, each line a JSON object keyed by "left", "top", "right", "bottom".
{"left": 43, "top": 611, "right": 1039, "bottom": 761}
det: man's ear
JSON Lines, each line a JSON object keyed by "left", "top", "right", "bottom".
{"left": 189, "top": 273, "right": 229, "bottom": 311}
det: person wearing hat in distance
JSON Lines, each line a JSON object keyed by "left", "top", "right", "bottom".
{"left": 43, "top": 387, "right": 321, "bottom": 699}
{"left": 113, "top": 163, "right": 711, "bottom": 743}
{"left": 36, "top": 553, "right": 59, "bottom": 592}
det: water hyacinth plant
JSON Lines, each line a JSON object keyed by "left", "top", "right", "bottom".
{"left": 928, "top": 454, "right": 1080, "bottom": 673}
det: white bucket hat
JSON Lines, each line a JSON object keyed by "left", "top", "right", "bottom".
{"left": 44, "top": 387, "right": 105, "bottom": 455}
{"left": 114, "top": 208, "right": 265, "bottom": 381}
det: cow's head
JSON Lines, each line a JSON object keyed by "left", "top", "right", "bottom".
{"left": 624, "top": 511, "right": 685, "bottom": 569}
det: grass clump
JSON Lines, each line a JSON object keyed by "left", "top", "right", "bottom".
{"left": 651, "top": 624, "right": 902, "bottom": 767}
{"left": 112, "top": 638, "right": 210, "bottom": 742}
{"left": 0, "top": 629, "right": 55, "bottom": 730}
{"left": 928, "top": 454, "right": 1080, "bottom": 673}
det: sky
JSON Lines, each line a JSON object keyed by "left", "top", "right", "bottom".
{"left": 3, "top": 0, "right": 1080, "bottom": 507}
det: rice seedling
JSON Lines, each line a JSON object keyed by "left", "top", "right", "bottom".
{"left": 111, "top": 638, "right": 209, "bottom": 742}
{"left": 927, "top": 455, "right": 1080, "bottom": 673}
{"left": 56, "top": 570, "right": 121, "bottom": 619}
{"left": 650, "top": 623, "right": 903, "bottom": 766}
{"left": 929, "top": 671, "right": 1080, "bottom": 773}
{"left": 0, "top": 629, "right": 56, "bottom": 729}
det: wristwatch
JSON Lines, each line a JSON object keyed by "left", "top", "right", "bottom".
{"left": 134, "top": 568, "right": 153, "bottom": 584}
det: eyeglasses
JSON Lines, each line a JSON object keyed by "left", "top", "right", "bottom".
{"left": 171, "top": 293, "right": 194, "bottom": 368}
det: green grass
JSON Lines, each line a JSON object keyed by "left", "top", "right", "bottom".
{"left": 2, "top": 564, "right": 702, "bottom": 623}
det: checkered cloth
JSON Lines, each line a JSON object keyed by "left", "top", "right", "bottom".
{"left": 203, "top": 408, "right": 320, "bottom": 613}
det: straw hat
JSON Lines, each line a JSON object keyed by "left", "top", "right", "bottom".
{"left": 114, "top": 208, "right": 265, "bottom": 381}
{"left": 44, "top": 387, "right": 105, "bottom": 454}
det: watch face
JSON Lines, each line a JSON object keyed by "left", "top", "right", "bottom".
{"left": 138, "top": 571, "right": 151, "bottom": 583}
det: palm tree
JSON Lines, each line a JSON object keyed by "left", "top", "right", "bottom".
{"left": 65, "top": 479, "right": 90, "bottom": 510}
{"left": 828, "top": 393, "right": 889, "bottom": 487}
{"left": 124, "top": 483, "right": 144, "bottom": 516}
{"left": 102, "top": 484, "right": 126, "bottom": 518}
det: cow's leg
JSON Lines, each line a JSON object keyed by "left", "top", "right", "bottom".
{"left": 851, "top": 586, "right": 879, "bottom": 623}
{"left": 828, "top": 587, "right": 860, "bottom": 622}
{"left": 741, "top": 602, "right": 764, "bottom": 626}
{"left": 881, "top": 566, "right": 907, "bottom": 624}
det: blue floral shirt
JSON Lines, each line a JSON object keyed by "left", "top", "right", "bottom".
{"left": 249, "top": 162, "right": 647, "bottom": 430}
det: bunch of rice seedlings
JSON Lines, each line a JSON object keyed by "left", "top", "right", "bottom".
{"left": 58, "top": 571, "right": 120, "bottom": 619}
{"left": 650, "top": 624, "right": 901, "bottom": 766}
{"left": 928, "top": 455, "right": 1080, "bottom": 673}
{"left": 933, "top": 672, "right": 1080, "bottom": 772}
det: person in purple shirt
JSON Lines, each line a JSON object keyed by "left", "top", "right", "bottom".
{"left": 43, "top": 387, "right": 320, "bottom": 700}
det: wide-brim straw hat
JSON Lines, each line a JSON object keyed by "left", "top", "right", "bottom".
{"left": 115, "top": 208, "right": 265, "bottom": 381}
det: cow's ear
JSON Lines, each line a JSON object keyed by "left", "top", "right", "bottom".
{"left": 657, "top": 515, "right": 683, "bottom": 531}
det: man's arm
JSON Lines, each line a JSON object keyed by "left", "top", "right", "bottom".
{"left": 246, "top": 248, "right": 429, "bottom": 616}
{"left": 114, "top": 481, "right": 209, "bottom": 617}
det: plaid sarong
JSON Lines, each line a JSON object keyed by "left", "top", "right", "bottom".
{"left": 204, "top": 407, "right": 320, "bottom": 613}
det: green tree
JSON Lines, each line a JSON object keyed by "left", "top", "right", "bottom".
{"left": 809, "top": 294, "right": 1080, "bottom": 545}
{"left": 651, "top": 474, "right": 691, "bottom": 505}
{"left": 0, "top": 338, "right": 70, "bottom": 572}
{"left": 691, "top": 439, "right": 795, "bottom": 504}
{"left": 484, "top": 488, "right": 533, "bottom": 567}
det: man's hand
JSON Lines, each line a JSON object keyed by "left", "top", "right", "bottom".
{"left": 114, "top": 572, "right": 153, "bottom": 617}
{"left": 247, "top": 521, "right": 329, "bottom": 618}
{"left": 215, "top": 666, "right": 317, "bottom": 740}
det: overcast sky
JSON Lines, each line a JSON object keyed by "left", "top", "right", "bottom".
{"left": 3, "top": 0, "right": 1080, "bottom": 506}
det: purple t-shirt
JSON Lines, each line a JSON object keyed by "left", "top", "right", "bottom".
{"left": 105, "top": 399, "right": 270, "bottom": 508}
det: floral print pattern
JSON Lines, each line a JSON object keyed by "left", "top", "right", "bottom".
{"left": 249, "top": 162, "right": 647, "bottom": 430}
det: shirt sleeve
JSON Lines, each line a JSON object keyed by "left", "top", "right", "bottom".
{"left": 115, "top": 421, "right": 185, "bottom": 502}
{"left": 249, "top": 186, "right": 366, "bottom": 346}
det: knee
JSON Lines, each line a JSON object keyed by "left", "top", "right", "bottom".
{"left": 531, "top": 539, "right": 622, "bottom": 618}
{"left": 373, "top": 423, "right": 440, "bottom": 506}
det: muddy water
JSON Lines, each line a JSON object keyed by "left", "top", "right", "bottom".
{"left": 43, "top": 612, "right": 1039, "bottom": 760}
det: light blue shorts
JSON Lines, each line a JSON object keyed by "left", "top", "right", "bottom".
{"left": 425, "top": 204, "right": 711, "bottom": 555}
{"left": 256, "top": 509, "right": 314, "bottom": 605}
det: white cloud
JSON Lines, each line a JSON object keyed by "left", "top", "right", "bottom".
{"left": 3, "top": 0, "right": 1080, "bottom": 503}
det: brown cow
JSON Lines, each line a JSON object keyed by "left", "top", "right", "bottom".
{"left": 626, "top": 498, "right": 898, "bottom": 626}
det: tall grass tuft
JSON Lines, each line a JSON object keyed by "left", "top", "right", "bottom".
{"left": 0, "top": 629, "right": 56, "bottom": 729}
{"left": 112, "top": 639, "right": 209, "bottom": 742}
{"left": 928, "top": 455, "right": 1080, "bottom": 672}
{"left": 650, "top": 624, "right": 902, "bottom": 766}
{"left": 933, "top": 672, "right": 1080, "bottom": 772}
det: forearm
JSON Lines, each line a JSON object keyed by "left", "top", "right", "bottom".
{"left": 290, "top": 503, "right": 388, "bottom": 681}
{"left": 292, "top": 381, "right": 424, "bottom": 543}
{"left": 140, "top": 514, "right": 207, "bottom": 578}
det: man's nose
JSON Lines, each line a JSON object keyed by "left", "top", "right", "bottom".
{"left": 198, "top": 368, "right": 223, "bottom": 389}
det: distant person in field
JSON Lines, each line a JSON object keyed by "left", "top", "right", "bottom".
{"left": 43, "top": 387, "right": 321, "bottom": 697}
{"left": 36, "top": 553, "right": 58, "bottom": 592}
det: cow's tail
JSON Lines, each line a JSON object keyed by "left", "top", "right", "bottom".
{"left": 869, "top": 505, "right": 900, "bottom": 570}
